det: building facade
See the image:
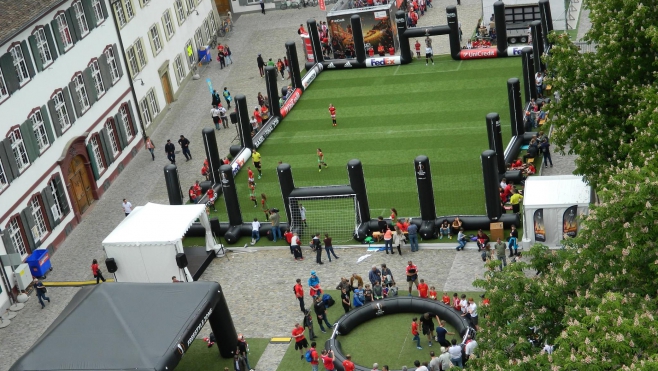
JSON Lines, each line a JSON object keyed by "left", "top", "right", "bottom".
{"left": 0, "top": 0, "right": 141, "bottom": 310}
{"left": 110, "top": 0, "right": 220, "bottom": 134}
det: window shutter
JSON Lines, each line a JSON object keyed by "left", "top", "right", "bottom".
{"left": 41, "top": 187, "right": 57, "bottom": 228}
{"left": 53, "top": 174, "right": 70, "bottom": 216}
{"left": 148, "top": 26, "right": 156, "bottom": 56}
{"left": 98, "top": 53, "right": 112, "bottom": 89}
{"left": 1, "top": 138, "right": 19, "bottom": 179}
{"left": 139, "top": 38, "right": 148, "bottom": 67}
{"left": 83, "top": 67, "right": 97, "bottom": 105}
{"left": 114, "top": 114, "right": 128, "bottom": 149}
{"left": 0, "top": 53, "right": 20, "bottom": 95}
{"left": 50, "top": 19, "right": 66, "bottom": 55}
{"left": 82, "top": 0, "right": 97, "bottom": 31}
{"left": 66, "top": 8, "right": 81, "bottom": 42}
{"left": 99, "top": 128, "right": 114, "bottom": 165}
{"left": 157, "top": 24, "right": 165, "bottom": 46}
{"left": 20, "top": 119, "right": 39, "bottom": 162}
{"left": 47, "top": 99, "right": 63, "bottom": 137}
{"left": 1, "top": 228, "right": 16, "bottom": 255}
{"left": 20, "top": 208, "right": 37, "bottom": 250}
{"left": 28, "top": 35, "right": 44, "bottom": 72}
{"left": 20, "top": 41, "right": 36, "bottom": 78}
{"left": 112, "top": 44, "right": 123, "bottom": 78}
{"left": 100, "top": 0, "right": 108, "bottom": 19}
{"left": 126, "top": 100, "right": 138, "bottom": 135}
{"left": 68, "top": 81, "right": 83, "bottom": 117}
{"left": 62, "top": 86, "right": 76, "bottom": 124}
{"left": 0, "top": 140, "right": 15, "bottom": 182}
{"left": 86, "top": 142, "right": 100, "bottom": 180}
{"left": 40, "top": 105, "right": 55, "bottom": 144}
{"left": 44, "top": 24, "right": 58, "bottom": 61}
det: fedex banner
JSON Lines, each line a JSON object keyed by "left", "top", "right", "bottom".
{"left": 301, "top": 63, "right": 323, "bottom": 90}
{"left": 459, "top": 48, "right": 498, "bottom": 60}
{"left": 280, "top": 88, "right": 302, "bottom": 118}
{"left": 507, "top": 46, "right": 531, "bottom": 57}
{"left": 366, "top": 56, "right": 402, "bottom": 67}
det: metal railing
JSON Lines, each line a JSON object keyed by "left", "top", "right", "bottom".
{"left": 573, "top": 41, "right": 597, "bottom": 53}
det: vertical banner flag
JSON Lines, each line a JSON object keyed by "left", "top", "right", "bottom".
{"left": 206, "top": 78, "right": 213, "bottom": 96}
{"left": 563, "top": 205, "right": 578, "bottom": 238}
{"left": 533, "top": 208, "right": 545, "bottom": 242}
{"left": 319, "top": 0, "right": 326, "bottom": 10}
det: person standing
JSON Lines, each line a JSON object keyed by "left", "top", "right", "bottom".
{"left": 406, "top": 260, "right": 419, "bottom": 296}
{"left": 225, "top": 45, "right": 232, "bottom": 64}
{"left": 495, "top": 238, "right": 507, "bottom": 270}
{"left": 212, "top": 89, "right": 221, "bottom": 106}
{"left": 308, "top": 270, "right": 322, "bottom": 298}
{"left": 237, "top": 334, "right": 252, "bottom": 371}
{"left": 328, "top": 104, "right": 337, "bottom": 127}
{"left": 464, "top": 335, "right": 478, "bottom": 367}
{"left": 313, "top": 296, "right": 333, "bottom": 333}
{"left": 340, "top": 286, "right": 351, "bottom": 313}
{"left": 122, "top": 199, "right": 133, "bottom": 216}
{"left": 219, "top": 104, "right": 228, "bottom": 129}
{"left": 178, "top": 135, "right": 192, "bottom": 161}
{"left": 407, "top": 220, "right": 419, "bottom": 252}
{"left": 420, "top": 312, "right": 437, "bottom": 347}
{"left": 312, "top": 233, "right": 323, "bottom": 265}
{"left": 465, "top": 297, "right": 479, "bottom": 331}
{"left": 435, "top": 320, "right": 454, "bottom": 348}
{"left": 369, "top": 265, "right": 382, "bottom": 286}
{"left": 33, "top": 278, "right": 50, "bottom": 309}
{"left": 321, "top": 349, "right": 336, "bottom": 371}
{"left": 270, "top": 209, "right": 282, "bottom": 242}
{"left": 294, "top": 278, "right": 305, "bottom": 312}
{"left": 509, "top": 224, "right": 519, "bottom": 257}
{"left": 251, "top": 218, "right": 261, "bottom": 245}
{"left": 292, "top": 232, "right": 303, "bottom": 260}
{"left": 437, "top": 347, "right": 452, "bottom": 370}
{"left": 324, "top": 233, "right": 339, "bottom": 261}
{"left": 252, "top": 149, "right": 263, "bottom": 179}
{"left": 414, "top": 40, "right": 421, "bottom": 58}
{"left": 393, "top": 226, "right": 405, "bottom": 255}
{"left": 259, "top": 0, "right": 265, "bottom": 14}
{"left": 448, "top": 339, "right": 463, "bottom": 368}
{"left": 411, "top": 317, "right": 422, "bottom": 350}
{"left": 310, "top": 342, "right": 320, "bottom": 371}
{"left": 342, "top": 355, "right": 355, "bottom": 371}
{"left": 539, "top": 138, "right": 553, "bottom": 167}
{"left": 300, "top": 204, "right": 307, "bottom": 226}
{"left": 222, "top": 87, "right": 232, "bottom": 109}
{"left": 317, "top": 149, "right": 328, "bottom": 172}
{"left": 211, "top": 105, "right": 221, "bottom": 130}
{"left": 165, "top": 139, "right": 176, "bottom": 164}
{"left": 91, "top": 259, "right": 105, "bottom": 284}
{"left": 304, "top": 308, "right": 317, "bottom": 341}
{"left": 218, "top": 50, "right": 226, "bottom": 69}
{"left": 535, "top": 71, "right": 544, "bottom": 97}
{"left": 145, "top": 136, "right": 155, "bottom": 160}
{"left": 292, "top": 323, "right": 309, "bottom": 358}
{"left": 425, "top": 45, "right": 434, "bottom": 66}
{"left": 381, "top": 263, "right": 394, "bottom": 287}
{"left": 257, "top": 53, "right": 265, "bottom": 76}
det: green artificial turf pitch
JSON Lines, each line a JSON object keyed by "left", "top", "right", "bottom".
{"left": 176, "top": 338, "right": 268, "bottom": 371}
{"left": 210, "top": 55, "right": 522, "bottom": 236}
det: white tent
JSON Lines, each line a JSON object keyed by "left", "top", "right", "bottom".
{"left": 102, "top": 203, "right": 215, "bottom": 283}
{"left": 522, "top": 175, "right": 592, "bottom": 248}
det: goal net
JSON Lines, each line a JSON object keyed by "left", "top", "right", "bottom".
{"left": 288, "top": 194, "right": 360, "bottom": 244}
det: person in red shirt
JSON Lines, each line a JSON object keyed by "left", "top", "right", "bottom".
{"left": 368, "top": 47, "right": 375, "bottom": 57}
{"left": 342, "top": 354, "right": 355, "bottom": 371}
{"left": 294, "top": 278, "right": 305, "bottom": 313}
{"left": 254, "top": 106, "right": 262, "bottom": 126}
{"left": 452, "top": 293, "right": 461, "bottom": 311}
{"left": 284, "top": 229, "right": 293, "bottom": 244}
{"left": 409, "top": 10, "right": 418, "bottom": 26}
{"left": 411, "top": 317, "right": 422, "bottom": 349}
{"left": 414, "top": 40, "right": 421, "bottom": 58}
{"left": 189, "top": 186, "right": 198, "bottom": 204}
{"left": 321, "top": 349, "right": 336, "bottom": 370}
{"left": 223, "top": 157, "right": 230, "bottom": 165}
{"left": 396, "top": 218, "right": 409, "bottom": 232}
{"left": 292, "top": 323, "right": 308, "bottom": 357}
{"left": 328, "top": 104, "right": 337, "bottom": 127}
{"left": 388, "top": 45, "right": 395, "bottom": 56}
{"left": 406, "top": 261, "right": 419, "bottom": 296}
{"left": 310, "top": 342, "right": 319, "bottom": 368}
{"left": 91, "top": 259, "right": 105, "bottom": 284}
{"left": 377, "top": 44, "right": 385, "bottom": 56}
{"left": 428, "top": 286, "right": 437, "bottom": 300}
{"left": 193, "top": 181, "right": 202, "bottom": 198}
{"left": 206, "top": 188, "right": 217, "bottom": 211}
{"left": 247, "top": 167, "right": 255, "bottom": 183}
{"left": 442, "top": 292, "right": 451, "bottom": 305}
{"left": 417, "top": 279, "right": 429, "bottom": 298}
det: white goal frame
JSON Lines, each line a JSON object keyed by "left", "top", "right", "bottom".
{"left": 288, "top": 194, "right": 361, "bottom": 243}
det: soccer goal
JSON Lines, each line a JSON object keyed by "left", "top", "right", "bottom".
{"left": 288, "top": 194, "right": 361, "bottom": 243}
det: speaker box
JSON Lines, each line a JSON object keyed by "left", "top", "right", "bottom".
{"left": 105, "top": 258, "right": 117, "bottom": 273}
{"left": 229, "top": 112, "right": 238, "bottom": 124}
{"left": 176, "top": 253, "right": 188, "bottom": 269}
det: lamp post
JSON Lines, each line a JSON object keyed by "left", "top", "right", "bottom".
{"left": 108, "top": 0, "right": 147, "bottom": 140}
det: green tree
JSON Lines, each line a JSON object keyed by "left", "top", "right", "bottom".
{"left": 544, "top": 0, "right": 658, "bottom": 189}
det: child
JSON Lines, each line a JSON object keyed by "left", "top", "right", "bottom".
{"left": 364, "top": 284, "right": 373, "bottom": 302}
{"left": 328, "top": 104, "right": 337, "bottom": 127}
{"left": 452, "top": 293, "right": 461, "bottom": 312}
{"left": 382, "top": 285, "right": 389, "bottom": 298}
{"left": 428, "top": 286, "right": 437, "bottom": 300}
{"left": 353, "top": 287, "right": 364, "bottom": 307}
{"left": 249, "top": 182, "right": 257, "bottom": 207}
{"left": 414, "top": 39, "right": 421, "bottom": 58}
{"left": 417, "top": 279, "right": 429, "bottom": 298}
{"left": 247, "top": 167, "right": 255, "bottom": 184}
{"left": 411, "top": 317, "right": 422, "bottom": 350}
{"left": 388, "top": 282, "right": 398, "bottom": 297}
{"left": 317, "top": 148, "right": 328, "bottom": 171}
{"left": 442, "top": 292, "right": 451, "bottom": 305}
{"left": 260, "top": 193, "right": 269, "bottom": 220}
{"left": 373, "top": 281, "right": 383, "bottom": 300}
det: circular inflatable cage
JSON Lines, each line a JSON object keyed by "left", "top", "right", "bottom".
{"left": 325, "top": 297, "right": 475, "bottom": 371}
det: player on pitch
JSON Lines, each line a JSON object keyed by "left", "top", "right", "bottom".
{"left": 317, "top": 148, "right": 328, "bottom": 172}
{"left": 252, "top": 149, "right": 263, "bottom": 179}
{"left": 328, "top": 104, "right": 337, "bottom": 127}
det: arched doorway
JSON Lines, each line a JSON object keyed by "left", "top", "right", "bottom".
{"left": 68, "top": 155, "right": 94, "bottom": 214}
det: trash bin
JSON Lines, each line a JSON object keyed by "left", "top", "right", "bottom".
{"left": 26, "top": 250, "right": 52, "bottom": 279}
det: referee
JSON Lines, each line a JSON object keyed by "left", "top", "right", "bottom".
{"left": 252, "top": 149, "right": 262, "bottom": 179}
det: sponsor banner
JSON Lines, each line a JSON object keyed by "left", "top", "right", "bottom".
{"left": 563, "top": 205, "right": 578, "bottom": 238}
{"left": 323, "top": 60, "right": 358, "bottom": 69}
{"left": 253, "top": 116, "right": 281, "bottom": 149}
{"left": 366, "top": 56, "right": 401, "bottom": 67}
{"left": 533, "top": 208, "right": 545, "bottom": 242}
{"left": 301, "top": 63, "right": 323, "bottom": 90}
{"left": 280, "top": 88, "right": 303, "bottom": 118}
{"left": 230, "top": 148, "right": 251, "bottom": 177}
{"left": 328, "top": 10, "right": 396, "bottom": 59}
{"left": 459, "top": 48, "right": 498, "bottom": 60}
{"left": 506, "top": 46, "right": 530, "bottom": 57}
{"left": 319, "top": 0, "right": 326, "bottom": 10}
{"left": 374, "top": 11, "right": 387, "bottom": 20}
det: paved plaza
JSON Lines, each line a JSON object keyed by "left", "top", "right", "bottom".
{"left": 0, "top": 2, "right": 585, "bottom": 370}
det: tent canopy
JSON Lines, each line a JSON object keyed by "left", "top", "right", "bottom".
{"left": 10, "top": 282, "right": 221, "bottom": 371}
{"left": 523, "top": 175, "right": 591, "bottom": 209}
{"left": 103, "top": 203, "right": 207, "bottom": 246}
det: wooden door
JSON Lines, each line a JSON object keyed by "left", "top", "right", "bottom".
{"left": 214, "top": 0, "right": 231, "bottom": 14}
{"left": 161, "top": 72, "right": 174, "bottom": 104}
{"left": 68, "top": 155, "right": 94, "bottom": 214}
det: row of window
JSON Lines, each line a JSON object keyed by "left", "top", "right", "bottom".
{"left": 87, "top": 101, "right": 139, "bottom": 179}
{"left": 1, "top": 174, "right": 70, "bottom": 259}
{"left": 0, "top": 0, "right": 108, "bottom": 105}
{"left": 0, "top": 45, "right": 123, "bottom": 192}
{"left": 113, "top": 0, "right": 204, "bottom": 29}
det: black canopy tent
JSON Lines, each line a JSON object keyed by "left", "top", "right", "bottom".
{"left": 10, "top": 282, "right": 237, "bottom": 371}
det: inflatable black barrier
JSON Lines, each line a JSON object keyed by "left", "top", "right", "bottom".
{"left": 202, "top": 127, "right": 221, "bottom": 184}
{"left": 493, "top": 1, "right": 508, "bottom": 54}
{"left": 486, "top": 113, "right": 506, "bottom": 173}
{"left": 539, "top": 0, "right": 554, "bottom": 50}
{"left": 325, "top": 297, "right": 474, "bottom": 371}
{"left": 482, "top": 150, "right": 503, "bottom": 221}
{"left": 265, "top": 66, "right": 281, "bottom": 118}
{"left": 164, "top": 164, "right": 184, "bottom": 205}
{"left": 285, "top": 41, "right": 303, "bottom": 90}
{"left": 530, "top": 20, "right": 545, "bottom": 75}
{"left": 521, "top": 47, "right": 537, "bottom": 102}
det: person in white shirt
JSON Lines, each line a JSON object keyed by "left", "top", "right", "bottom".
{"left": 299, "top": 204, "right": 307, "bottom": 226}
{"left": 251, "top": 218, "right": 261, "bottom": 245}
{"left": 291, "top": 232, "right": 303, "bottom": 260}
{"left": 211, "top": 106, "right": 221, "bottom": 130}
{"left": 448, "top": 339, "right": 463, "bottom": 368}
{"left": 535, "top": 71, "right": 544, "bottom": 97}
{"left": 413, "top": 360, "right": 429, "bottom": 371}
{"left": 218, "top": 105, "right": 228, "bottom": 129}
{"left": 437, "top": 347, "right": 452, "bottom": 370}
{"left": 466, "top": 298, "right": 479, "bottom": 330}
{"left": 460, "top": 294, "right": 468, "bottom": 314}
{"left": 122, "top": 199, "right": 133, "bottom": 216}
{"left": 464, "top": 335, "right": 478, "bottom": 366}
